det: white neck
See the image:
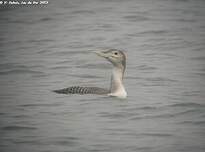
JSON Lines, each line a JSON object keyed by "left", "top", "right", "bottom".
{"left": 108, "top": 67, "right": 127, "bottom": 98}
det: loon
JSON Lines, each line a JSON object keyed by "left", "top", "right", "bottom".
{"left": 54, "top": 49, "right": 127, "bottom": 98}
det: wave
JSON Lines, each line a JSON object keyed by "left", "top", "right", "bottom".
{"left": 0, "top": 69, "right": 44, "bottom": 75}
{"left": 130, "top": 109, "right": 200, "bottom": 120}
{"left": 2, "top": 125, "right": 37, "bottom": 131}
{"left": 0, "top": 63, "right": 45, "bottom": 76}
{"left": 123, "top": 15, "right": 150, "bottom": 22}
{"left": 19, "top": 102, "right": 63, "bottom": 107}
{"left": 169, "top": 102, "right": 204, "bottom": 108}
{"left": 138, "top": 132, "right": 173, "bottom": 137}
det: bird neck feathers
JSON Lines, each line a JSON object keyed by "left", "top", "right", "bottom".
{"left": 109, "top": 67, "right": 127, "bottom": 98}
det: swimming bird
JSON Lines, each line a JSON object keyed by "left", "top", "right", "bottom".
{"left": 54, "top": 49, "right": 127, "bottom": 98}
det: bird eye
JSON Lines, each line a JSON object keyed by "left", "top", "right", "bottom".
{"left": 114, "top": 52, "right": 118, "bottom": 55}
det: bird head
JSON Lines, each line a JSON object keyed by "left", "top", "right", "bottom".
{"left": 94, "top": 49, "right": 126, "bottom": 70}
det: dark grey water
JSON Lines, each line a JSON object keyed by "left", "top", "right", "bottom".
{"left": 0, "top": 0, "right": 205, "bottom": 152}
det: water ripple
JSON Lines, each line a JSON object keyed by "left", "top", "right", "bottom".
{"left": 130, "top": 109, "right": 199, "bottom": 120}
{"left": 48, "top": 136, "right": 79, "bottom": 146}
{"left": 170, "top": 102, "right": 204, "bottom": 108}
{"left": 0, "top": 69, "right": 44, "bottom": 75}
{"left": 179, "top": 120, "right": 205, "bottom": 125}
{"left": 138, "top": 132, "right": 173, "bottom": 137}
{"left": 123, "top": 15, "right": 149, "bottom": 22}
{"left": 2, "top": 125, "right": 37, "bottom": 131}
{"left": 19, "top": 102, "right": 63, "bottom": 107}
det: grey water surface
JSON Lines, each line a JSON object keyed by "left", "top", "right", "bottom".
{"left": 0, "top": 0, "right": 205, "bottom": 152}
